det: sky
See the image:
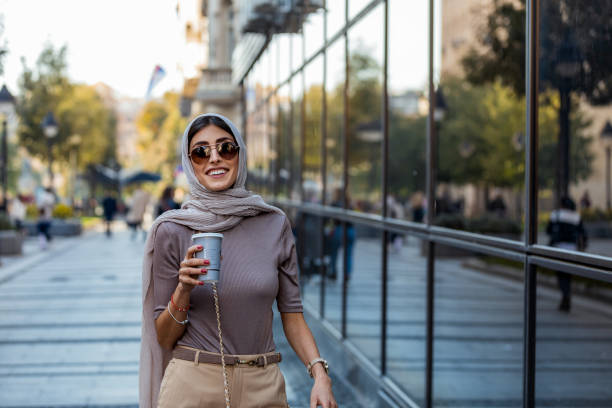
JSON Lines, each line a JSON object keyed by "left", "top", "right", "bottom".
{"left": 0, "top": 0, "right": 183, "bottom": 99}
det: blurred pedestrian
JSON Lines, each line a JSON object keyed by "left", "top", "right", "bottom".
{"left": 580, "top": 190, "right": 591, "bottom": 210}
{"left": 9, "top": 194, "right": 26, "bottom": 234}
{"left": 327, "top": 188, "right": 355, "bottom": 281}
{"left": 102, "top": 190, "right": 118, "bottom": 237}
{"left": 546, "top": 196, "right": 587, "bottom": 312}
{"left": 155, "top": 185, "right": 180, "bottom": 218}
{"left": 126, "top": 188, "right": 150, "bottom": 241}
{"left": 37, "top": 187, "right": 55, "bottom": 249}
{"left": 140, "top": 114, "right": 336, "bottom": 408}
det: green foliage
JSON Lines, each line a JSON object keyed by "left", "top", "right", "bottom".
{"left": 438, "top": 79, "right": 593, "bottom": 189}
{"left": 388, "top": 113, "right": 427, "bottom": 199}
{"left": 52, "top": 203, "right": 73, "bottom": 219}
{"left": 25, "top": 203, "right": 38, "bottom": 219}
{"left": 581, "top": 208, "right": 612, "bottom": 222}
{"left": 0, "top": 213, "right": 14, "bottom": 230}
{"left": 135, "top": 92, "right": 187, "bottom": 184}
{"left": 16, "top": 44, "right": 117, "bottom": 171}
{"left": 433, "top": 213, "right": 521, "bottom": 234}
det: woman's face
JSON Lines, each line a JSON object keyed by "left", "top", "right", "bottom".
{"left": 189, "top": 124, "right": 239, "bottom": 191}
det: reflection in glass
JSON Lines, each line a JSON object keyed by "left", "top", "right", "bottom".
{"left": 326, "top": 0, "right": 345, "bottom": 41}
{"left": 347, "top": 4, "right": 384, "bottom": 215}
{"left": 304, "top": 56, "right": 324, "bottom": 204}
{"left": 277, "top": 84, "right": 291, "bottom": 198}
{"left": 325, "top": 38, "right": 345, "bottom": 205}
{"left": 346, "top": 227, "right": 381, "bottom": 369}
{"left": 535, "top": 1, "right": 612, "bottom": 259}
{"left": 278, "top": 34, "right": 291, "bottom": 83}
{"left": 387, "top": 235, "right": 427, "bottom": 405}
{"left": 291, "top": 73, "right": 303, "bottom": 199}
{"left": 299, "top": 214, "right": 324, "bottom": 311}
{"left": 291, "top": 33, "right": 304, "bottom": 74}
{"left": 303, "top": 6, "right": 324, "bottom": 60}
{"left": 388, "top": 0, "right": 429, "bottom": 222}
{"left": 434, "top": 251, "right": 523, "bottom": 407}
{"left": 348, "top": 0, "right": 372, "bottom": 21}
{"left": 435, "top": 0, "right": 526, "bottom": 238}
{"left": 535, "top": 268, "right": 612, "bottom": 406}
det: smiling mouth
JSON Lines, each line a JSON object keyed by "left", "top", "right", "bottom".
{"left": 206, "top": 168, "right": 228, "bottom": 177}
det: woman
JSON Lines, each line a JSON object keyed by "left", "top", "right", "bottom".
{"left": 140, "top": 113, "right": 337, "bottom": 408}
{"left": 155, "top": 185, "right": 180, "bottom": 218}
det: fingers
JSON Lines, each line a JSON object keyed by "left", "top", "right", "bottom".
{"left": 179, "top": 266, "right": 207, "bottom": 287}
{"left": 185, "top": 244, "right": 203, "bottom": 259}
{"left": 180, "top": 257, "right": 209, "bottom": 268}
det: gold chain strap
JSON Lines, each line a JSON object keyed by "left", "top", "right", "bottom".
{"left": 212, "top": 283, "right": 231, "bottom": 408}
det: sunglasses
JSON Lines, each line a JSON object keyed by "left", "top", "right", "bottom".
{"left": 189, "top": 141, "right": 240, "bottom": 165}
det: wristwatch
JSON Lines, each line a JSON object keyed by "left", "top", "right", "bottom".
{"left": 307, "top": 357, "right": 329, "bottom": 378}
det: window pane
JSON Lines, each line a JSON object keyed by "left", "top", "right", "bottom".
{"left": 290, "top": 73, "right": 303, "bottom": 200}
{"left": 278, "top": 34, "right": 291, "bottom": 83}
{"left": 277, "top": 84, "right": 291, "bottom": 198}
{"left": 300, "top": 214, "right": 324, "bottom": 312}
{"left": 346, "top": 227, "right": 382, "bottom": 370}
{"left": 325, "top": 38, "right": 345, "bottom": 205}
{"left": 327, "top": 0, "right": 345, "bottom": 40}
{"left": 388, "top": 0, "right": 429, "bottom": 222}
{"left": 304, "top": 56, "right": 324, "bottom": 204}
{"left": 304, "top": 6, "right": 324, "bottom": 60}
{"left": 435, "top": 0, "right": 526, "bottom": 239}
{"left": 348, "top": 0, "right": 371, "bottom": 21}
{"left": 536, "top": 268, "right": 612, "bottom": 406}
{"left": 387, "top": 235, "right": 427, "bottom": 405}
{"left": 537, "top": 0, "right": 612, "bottom": 259}
{"left": 434, "top": 250, "right": 524, "bottom": 407}
{"left": 347, "top": 4, "right": 384, "bottom": 215}
{"left": 291, "top": 33, "right": 304, "bottom": 74}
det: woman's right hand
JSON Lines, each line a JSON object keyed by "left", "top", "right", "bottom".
{"left": 178, "top": 244, "right": 209, "bottom": 291}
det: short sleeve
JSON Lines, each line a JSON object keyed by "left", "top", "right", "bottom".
{"left": 276, "top": 216, "right": 303, "bottom": 313}
{"left": 152, "top": 222, "right": 182, "bottom": 319}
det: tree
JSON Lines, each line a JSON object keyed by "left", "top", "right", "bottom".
{"left": 461, "top": 0, "right": 607, "bottom": 203}
{"left": 16, "top": 44, "right": 116, "bottom": 172}
{"left": 135, "top": 92, "right": 187, "bottom": 183}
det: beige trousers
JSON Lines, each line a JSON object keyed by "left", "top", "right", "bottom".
{"left": 158, "top": 351, "right": 289, "bottom": 408}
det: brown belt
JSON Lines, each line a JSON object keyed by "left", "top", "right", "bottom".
{"left": 173, "top": 347, "right": 282, "bottom": 367}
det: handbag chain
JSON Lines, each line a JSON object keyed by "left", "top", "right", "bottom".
{"left": 212, "top": 282, "right": 231, "bottom": 408}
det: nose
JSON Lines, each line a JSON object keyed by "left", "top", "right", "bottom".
{"left": 209, "top": 147, "right": 221, "bottom": 163}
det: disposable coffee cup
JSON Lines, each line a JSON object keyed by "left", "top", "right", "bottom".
{"left": 191, "top": 233, "right": 223, "bottom": 282}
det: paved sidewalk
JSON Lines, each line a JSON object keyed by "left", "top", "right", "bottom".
{"left": 0, "top": 225, "right": 362, "bottom": 407}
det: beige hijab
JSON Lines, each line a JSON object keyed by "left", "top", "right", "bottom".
{"left": 138, "top": 113, "right": 283, "bottom": 408}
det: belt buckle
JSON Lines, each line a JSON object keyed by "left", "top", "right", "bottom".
{"left": 238, "top": 358, "right": 257, "bottom": 366}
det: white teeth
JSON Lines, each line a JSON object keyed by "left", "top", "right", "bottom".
{"left": 209, "top": 169, "right": 226, "bottom": 176}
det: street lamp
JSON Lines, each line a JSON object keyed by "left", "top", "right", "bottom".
{"left": 41, "top": 111, "right": 58, "bottom": 184}
{"left": 555, "top": 30, "right": 582, "bottom": 206}
{"left": 0, "top": 85, "right": 16, "bottom": 212}
{"left": 601, "top": 120, "right": 612, "bottom": 211}
{"left": 68, "top": 134, "right": 82, "bottom": 206}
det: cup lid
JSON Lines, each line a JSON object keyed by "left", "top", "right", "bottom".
{"left": 192, "top": 232, "right": 224, "bottom": 239}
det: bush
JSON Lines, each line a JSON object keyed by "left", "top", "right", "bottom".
{"left": 26, "top": 204, "right": 38, "bottom": 219}
{"left": 467, "top": 214, "right": 521, "bottom": 235}
{"left": 581, "top": 208, "right": 612, "bottom": 222}
{"left": 52, "top": 203, "right": 73, "bottom": 219}
{"left": 0, "top": 213, "right": 14, "bottom": 230}
{"left": 434, "top": 213, "right": 521, "bottom": 234}
{"left": 433, "top": 213, "right": 466, "bottom": 229}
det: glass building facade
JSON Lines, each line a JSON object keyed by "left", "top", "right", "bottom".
{"left": 239, "top": 1, "right": 612, "bottom": 406}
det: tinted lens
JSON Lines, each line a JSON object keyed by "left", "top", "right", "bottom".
{"left": 190, "top": 146, "right": 211, "bottom": 164}
{"left": 218, "top": 142, "right": 239, "bottom": 159}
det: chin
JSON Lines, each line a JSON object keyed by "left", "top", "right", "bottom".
{"left": 199, "top": 175, "right": 236, "bottom": 192}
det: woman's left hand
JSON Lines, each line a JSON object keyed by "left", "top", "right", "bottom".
{"left": 310, "top": 374, "right": 337, "bottom": 408}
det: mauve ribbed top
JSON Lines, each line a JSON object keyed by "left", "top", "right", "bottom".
{"left": 152, "top": 212, "right": 303, "bottom": 355}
